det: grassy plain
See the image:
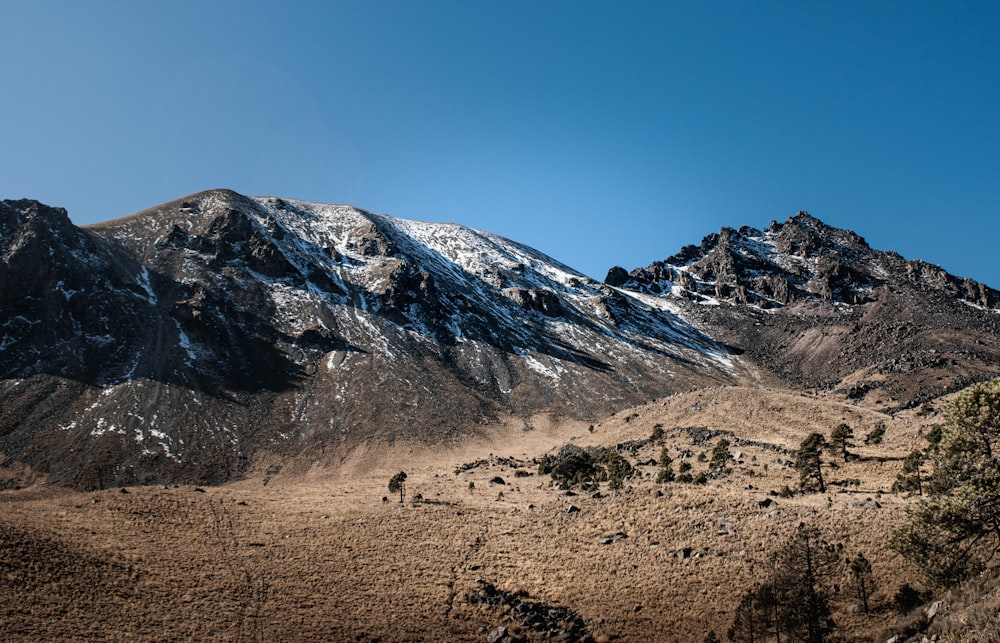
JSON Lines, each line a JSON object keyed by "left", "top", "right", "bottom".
{"left": 0, "top": 387, "right": 935, "bottom": 641}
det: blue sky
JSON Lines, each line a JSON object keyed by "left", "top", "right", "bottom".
{"left": 3, "top": 1, "right": 999, "bottom": 285}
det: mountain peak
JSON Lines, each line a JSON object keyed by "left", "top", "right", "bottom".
{"left": 1, "top": 191, "right": 745, "bottom": 489}
{"left": 607, "top": 210, "right": 990, "bottom": 310}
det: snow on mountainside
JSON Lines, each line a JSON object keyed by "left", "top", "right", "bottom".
{"left": 3, "top": 195, "right": 998, "bottom": 490}
{"left": 0, "top": 190, "right": 744, "bottom": 489}
{"left": 607, "top": 211, "right": 1000, "bottom": 409}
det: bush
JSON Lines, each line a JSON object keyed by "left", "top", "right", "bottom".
{"left": 656, "top": 447, "right": 675, "bottom": 483}
{"left": 865, "top": 423, "right": 886, "bottom": 445}
{"left": 540, "top": 446, "right": 635, "bottom": 490}
{"left": 893, "top": 583, "right": 928, "bottom": 614}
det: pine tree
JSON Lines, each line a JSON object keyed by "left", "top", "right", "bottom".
{"left": 656, "top": 447, "right": 675, "bottom": 483}
{"left": 892, "top": 377, "right": 1000, "bottom": 587}
{"left": 795, "top": 433, "right": 827, "bottom": 493}
{"left": 848, "top": 552, "right": 875, "bottom": 613}
{"left": 728, "top": 526, "right": 840, "bottom": 642}
{"left": 828, "top": 423, "right": 855, "bottom": 462}
{"left": 727, "top": 586, "right": 768, "bottom": 643}
{"left": 710, "top": 438, "right": 733, "bottom": 472}
{"left": 388, "top": 471, "right": 407, "bottom": 503}
{"left": 892, "top": 450, "right": 925, "bottom": 495}
{"left": 772, "top": 526, "right": 840, "bottom": 643}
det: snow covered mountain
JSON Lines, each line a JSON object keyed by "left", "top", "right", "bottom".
{"left": 0, "top": 190, "right": 744, "bottom": 488}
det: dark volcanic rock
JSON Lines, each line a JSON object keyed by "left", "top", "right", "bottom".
{"left": 609, "top": 210, "right": 1000, "bottom": 407}
{"left": 0, "top": 191, "right": 740, "bottom": 489}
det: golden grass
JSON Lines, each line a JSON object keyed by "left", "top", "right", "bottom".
{"left": 0, "top": 387, "right": 941, "bottom": 641}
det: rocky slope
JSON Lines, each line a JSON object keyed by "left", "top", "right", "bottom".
{"left": 0, "top": 191, "right": 743, "bottom": 489}
{"left": 3, "top": 197, "right": 998, "bottom": 490}
{"left": 605, "top": 211, "right": 1000, "bottom": 409}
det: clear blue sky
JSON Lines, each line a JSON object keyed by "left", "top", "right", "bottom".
{"left": 3, "top": 1, "right": 999, "bottom": 285}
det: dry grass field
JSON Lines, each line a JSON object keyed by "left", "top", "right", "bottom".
{"left": 1, "top": 387, "right": 940, "bottom": 642}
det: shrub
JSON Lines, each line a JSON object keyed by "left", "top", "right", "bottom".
{"left": 893, "top": 583, "right": 928, "bottom": 614}
{"left": 540, "top": 446, "right": 635, "bottom": 490}
{"left": 865, "top": 423, "right": 886, "bottom": 445}
{"left": 656, "top": 447, "right": 675, "bottom": 483}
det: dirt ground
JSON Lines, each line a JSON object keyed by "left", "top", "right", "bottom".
{"left": 0, "top": 387, "right": 935, "bottom": 642}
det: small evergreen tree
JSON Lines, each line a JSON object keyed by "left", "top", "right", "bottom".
{"left": 829, "top": 423, "right": 855, "bottom": 462}
{"left": 388, "top": 471, "right": 407, "bottom": 503}
{"left": 795, "top": 433, "right": 828, "bottom": 493}
{"left": 773, "top": 526, "right": 839, "bottom": 643}
{"left": 727, "top": 586, "right": 768, "bottom": 643}
{"left": 892, "top": 449, "right": 925, "bottom": 495}
{"left": 893, "top": 583, "right": 927, "bottom": 614}
{"left": 710, "top": 438, "right": 733, "bottom": 472}
{"left": 728, "top": 527, "right": 839, "bottom": 643}
{"left": 656, "top": 447, "right": 675, "bottom": 483}
{"left": 848, "top": 552, "right": 875, "bottom": 613}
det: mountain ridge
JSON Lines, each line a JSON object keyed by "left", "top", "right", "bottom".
{"left": 606, "top": 210, "right": 1000, "bottom": 407}
{"left": 2, "top": 193, "right": 998, "bottom": 489}
{"left": 1, "top": 190, "right": 743, "bottom": 489}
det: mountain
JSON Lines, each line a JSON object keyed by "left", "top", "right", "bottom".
{"left": 605, "top": 211, "right": 1000, "bottom": 408}
{"left": 2, "top": 196, "right": 998, "bottom": 490}
{"left": 0, "top": 191, "right": 743, "bottom": 489}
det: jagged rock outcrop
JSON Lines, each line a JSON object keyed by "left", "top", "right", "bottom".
{"left": 607, "top": 211, "right": 1000, "bottom": 407}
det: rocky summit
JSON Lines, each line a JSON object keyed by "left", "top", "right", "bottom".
{"left": 606, "top": 211, "right": 1000, "bottom": 408}
{"left": 1, "top": 195, "right": 998, "bottom": 489}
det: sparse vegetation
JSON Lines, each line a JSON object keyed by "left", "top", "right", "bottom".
{"left": 727, "top": 526, "right": 840, "bottom": 643}
{"left": 5, "top": 384, "right": 990, "bottom": 642}
{"left": 650, "top": 424, "right": 665, "bottom": 443}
